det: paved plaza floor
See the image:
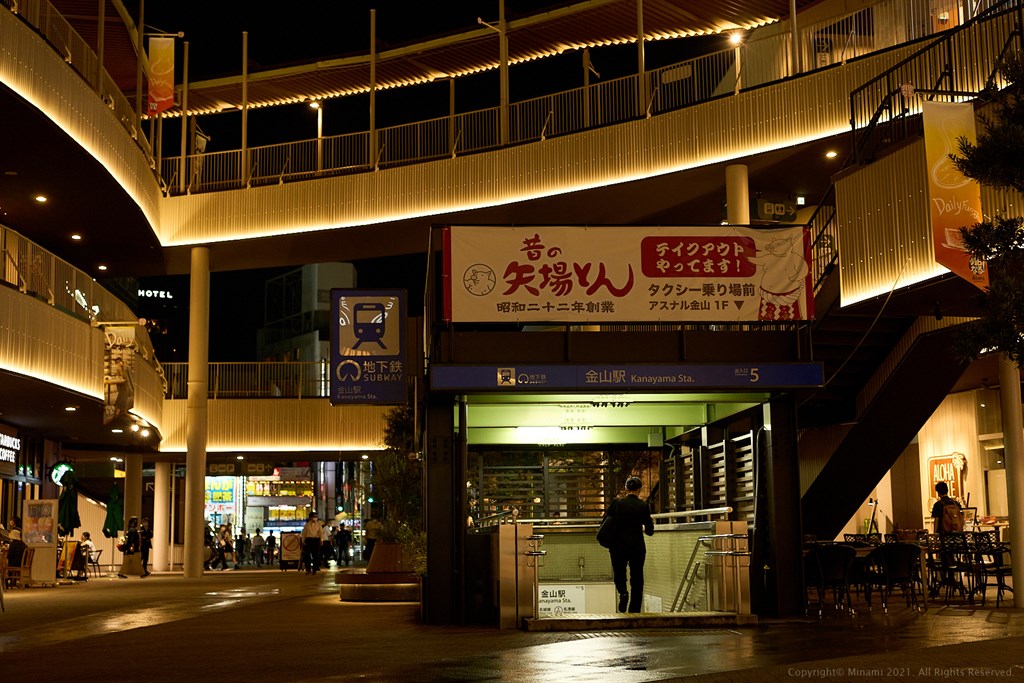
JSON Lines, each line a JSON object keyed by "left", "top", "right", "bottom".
{"left": 1, "top": 566, "right": 1022, "bottom": 682}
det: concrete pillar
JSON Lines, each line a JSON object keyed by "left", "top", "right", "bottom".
{"left": 499, "top": 0, "right": 509, "bottom": 145}
{"left": 124, "top": 455, "right": 142, "bottom": 525}
{"left": 154, "top": 461, "right": 171, "bottom": 572}
{"left": 998, "top": 355, "right": 1024, "bottom": 607}
{"left": 423, "top": 395, "right": 459, "bottom": 624}
{"left": 726, "top": 164, "right": 750, "bottom": 225}
{"left": 184, "top": 246, "right": 210, "bottom": 578}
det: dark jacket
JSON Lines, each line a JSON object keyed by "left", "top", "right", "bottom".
{"left": 605, "top": 493, "right": 654, "bottom": 550}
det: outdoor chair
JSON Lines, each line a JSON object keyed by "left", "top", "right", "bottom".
{"left": 938, "top": 532, "right": 974, "bottom": 603}
{"left": 872, "top": 542, "right": 924, "bottom": 613}
{"left": 87, "top": 549, "right": 103, "bottom": 577}
{"left": 805, "top": 543, "right": 857, "bottom": 617}
{"left": 3, "top": 546, "right": 33, "bottom": 589}
{"left": 972, "top": 530, "right": 1013, "bottom": 607}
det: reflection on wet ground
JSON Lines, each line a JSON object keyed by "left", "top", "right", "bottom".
{"left": 0, "top": 570, "right": 1022, "bottom": 682}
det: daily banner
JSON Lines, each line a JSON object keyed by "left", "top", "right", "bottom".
{"left": 444, "top": 225, "right": 813, "bottom": 323}
{"left": 147, "top": 36, "right": 175, "bottom": 114}
{"left": 922, "top": 101, "right": 988, "bottom": 290}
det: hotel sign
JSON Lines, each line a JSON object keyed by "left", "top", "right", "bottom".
{"left": 444, "top": 225, "right": 813, "bottom": 323}
{"left": 329, "top": 290, "right": 407, "bottom": 405}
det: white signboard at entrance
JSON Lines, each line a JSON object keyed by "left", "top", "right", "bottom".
{"left": 538, "top": 584, "right": 586, "bottom": 616}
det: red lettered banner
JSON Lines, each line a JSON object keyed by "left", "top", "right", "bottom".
{"left": 444, "top": 225, "right": 813, "bottom": 323}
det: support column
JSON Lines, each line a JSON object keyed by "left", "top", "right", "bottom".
{"left": 95, "top": 0, "right": 105, "bottom": 92}
{"left": 241, "top": 31, "right": 249, "bottom": 184}
{"left": 789, "top": 0, "right": 801, "bottom": 76}
{"left": 755, "top": 397, "right": 804, "bottom": 616}
{"left": 124, "top": 455, "right": 142, "bottom": 525}
{"left": 499, "top": 0, "right": 509, "bottom": 146}
{"left": 370, "top": 9, "right": 378, "bottom": 168}
{"left": 423, "top": 394, "right": 459, "bottom": 624}
{"left": 184, "top": 246, "right": 210, "bottom": 578}
{"left": 154, "top": 461, "right": 171, "bottom": 572}
{"left": 177, "top": 41, "right": 189, "bottom": 194}
{"left": 636, "top": 0, "right": 646, "bottom": 116}
{"left": 998, "top": 355, "right": 1024, "bottom": 607}
{"left": 134, "top": 0, "right": 144, "bottom": 136}
{"left": 726, "top": 164, "right": 750, "bottom": 225}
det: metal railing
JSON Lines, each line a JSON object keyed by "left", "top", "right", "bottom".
{"left": 1, "top": 224, "right": 141, "bottom": 327}
{"left": 851, "top": 0, "right": 1023, "bottom": 164}
{"left": 150, "top": 0, "right": 987, "bottom": 194}
{"left": 162, "top": 361, "right": 329, "bottom": 399}
{"left": 8, "top": 0, "right": 1006, "bottom": 201}
{"left": 3, "top": 0, "right": 152, "bottom": 161}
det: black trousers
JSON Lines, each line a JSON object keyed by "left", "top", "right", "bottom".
{"left": 302, "top": 538, "right": 321, "bottom": 573}
{"left": 610, "top": 545, "right": 646, "bottom": 612}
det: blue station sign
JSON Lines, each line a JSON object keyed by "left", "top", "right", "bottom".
{"left": 329, "top": 289, "right": 407, "bottom": 405}
{"left": 430, "top": 363, "right": 823, "bottom": 391}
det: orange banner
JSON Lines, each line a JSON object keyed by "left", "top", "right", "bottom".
{"left": 922, "top": 101, "right": 987, "bottom": 290}
{"left": 147, "top": 36, "right": 175, "bottom": 114}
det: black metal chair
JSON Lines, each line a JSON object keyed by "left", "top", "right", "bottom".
{"left": 939, "top": 532, "right": 973, "bottom": 603}
{"left": 805, "top": 543, "right": 857, "bottom": 617}
{"left": 972, "top": 530, "right": 1013, "bottom": 607}
{"left": 87, "top": 549, "right": 103, "bottom": 577}
{"left": 873, "top": 542, "right": 924, "bottom": 613}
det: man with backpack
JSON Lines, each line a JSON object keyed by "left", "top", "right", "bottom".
{"left": 931, "top": 482, "right": 964, "bottom": 534}
{"left": 931, "top": 481, "right": 965, "bottom": 598}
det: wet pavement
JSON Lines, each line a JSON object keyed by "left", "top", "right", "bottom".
{"left": 1, "top": 567, "right": 1023, "bottom": 682}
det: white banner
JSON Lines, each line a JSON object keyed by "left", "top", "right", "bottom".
{"left": 444, "top": 225, "right": 813, "bottom": 323}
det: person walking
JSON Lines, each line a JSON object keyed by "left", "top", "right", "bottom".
{"left": 265, "top": 530, "right": 277, "bottom": 566}
{"left": 139, "top": 517, "right": 154, "bottom": 577}
{"left": 117, "top": 516, "right": 142, "bottom": 579}
{"left": 213, "top": 524, "right": 233, "bottom": 571}
{"left": 300, "top": 512, "right": 323, "bottom": 575}
{"left": 602, "top": 476, "right": 654, "bottom": 613}
{"left": 251, "top": 528, "right": 266, "bottom": 567}
{"left": 336, "top": 525, "right": 352, "bottom": 567}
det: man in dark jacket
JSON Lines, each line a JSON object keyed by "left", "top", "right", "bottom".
{"left": 604, "top": 476, "right": 654, "bottom": 613}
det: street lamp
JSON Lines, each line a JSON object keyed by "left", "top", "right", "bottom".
{"left": 309, "top": 100, "right": 323, "bottom": 172}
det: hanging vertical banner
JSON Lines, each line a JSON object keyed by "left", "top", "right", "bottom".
{"left": 922, "top": 101, "right": 988, "bottom": 290}
{"left": 147, "top": 36, "right": 175, "bottom": 114}
{"left": 103, "top": 326, "right": 137, "bottom": 424}
{"left": 329, "top": 289, "right": 407, "bottom": 405}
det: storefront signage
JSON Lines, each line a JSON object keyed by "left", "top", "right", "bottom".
{"left": 205, "top": 476, "right": 235, "bottom": 507}
{"left": 928, "top": 453, "right": 966, "bottom": 505}
{"left": 274, "top": 467, "right": 312, "bottom": 481}
{"left": 103, "top": 326, "right": 137, "bottom": 424}
{"left": 206, "top": 462, "right": 275, "bottom": 477}
{"left": 444, "top": 225, "right": 813, "bottom": 323}
{"left": 330, "top": 289, "right": 407, "bottom": 405}
{"left": 0, "top": 432, "right": 20, "bottom": 477}
{"left": 431, "top": 363, "right": 823, "bottom": 391}
{"left": 137, "top": 289, "right": 175, "bottom": 299}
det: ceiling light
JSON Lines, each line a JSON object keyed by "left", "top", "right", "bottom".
{"left": 236, "top": 455, "right": 244, "bottom": 460}
{"left": 131, "top": 424, "right": 140, "bottom": 432}
{"left": 111, "top": 428, "right": 123, "bottom": 433}
{"left": 97, "top": 265, "right": 108, "bottom": 271}
{"left": 34, "top": 195, "right": 47, "bottom": 203}
{"left": 308, "top": 100, "right": 321, "bottom": 109}
{"left": 65, "top": 405, "right": 78, "bottom": 412}
{"left": 825, "top": 150, "right": 838, "bottom": 159}
{"left": 361, "top": 454, "right": 369, "bottom": 460}
{"left": 141, "top": 428, "right": 150, "bottom": 438}
{"left": 71, "top": 234, "right": 82, "bottom": 241}
{"left": 729, "top": 32, "right": 744, "bottom": 46}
